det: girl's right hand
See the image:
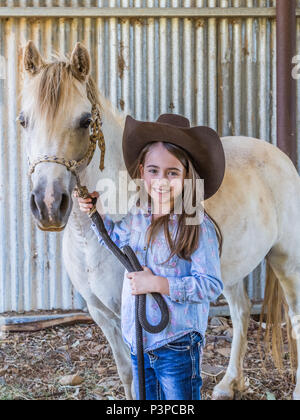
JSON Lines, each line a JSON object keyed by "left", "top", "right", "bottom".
{"left": 73, "top": 190, "right": 100, "bottom": 214}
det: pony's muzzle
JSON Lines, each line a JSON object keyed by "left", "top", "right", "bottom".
{"left": 30, "top": 182, "right": 70, "bottom": 230}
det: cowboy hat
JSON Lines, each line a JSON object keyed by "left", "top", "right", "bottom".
{"left": 122, "top": 113, "right": 225, "bottom": 201}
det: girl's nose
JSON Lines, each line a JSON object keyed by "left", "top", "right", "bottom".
{"left": 159, "top": 178, "right": 170, "bottom": 187}
{"left": 153, "top": 178, "right": 170, "bottom": 191}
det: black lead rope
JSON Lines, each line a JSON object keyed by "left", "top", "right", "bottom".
{"left": 88, "top": 198, "right": 169, "bottom": 400}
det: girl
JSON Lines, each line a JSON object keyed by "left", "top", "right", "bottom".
{"left": 74, "top": 113, "right": 225, "bottom": 400}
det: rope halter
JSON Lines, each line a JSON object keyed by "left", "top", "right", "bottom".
{"left": 27, "top": 103, "right": 106, "bottom": 191}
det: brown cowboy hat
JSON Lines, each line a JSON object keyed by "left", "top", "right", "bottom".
{"left": 122, "top": 113, "right": 226, "bottom": 200}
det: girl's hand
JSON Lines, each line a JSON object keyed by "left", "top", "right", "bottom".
{"left": 127, "top": 267, "right": 170, "bottom": 296}
{"left": 127, "top": 267, "right": 156, "bottom": 295}
{"left": 73, "top": 190, "right": 99, "bottom": 214}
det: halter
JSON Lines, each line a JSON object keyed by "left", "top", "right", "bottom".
{"left": 27, "top": 103, "right": 106, "bottom": 193}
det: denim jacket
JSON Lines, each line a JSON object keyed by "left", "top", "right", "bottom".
{"left": 90, "top": 205, "right": 223, "bottom": 355}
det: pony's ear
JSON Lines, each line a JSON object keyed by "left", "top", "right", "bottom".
{"left": 70, "top": 42, "right": 91, "bottom": 82}
{"left": 23, "top": 41, "right": 45, "bottom": 75}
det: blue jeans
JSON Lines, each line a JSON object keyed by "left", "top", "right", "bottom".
{"left": 130, "top": 331, "right": 203, "bottom": 400}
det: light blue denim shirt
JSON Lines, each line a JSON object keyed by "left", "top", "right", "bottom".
{"left": 90, "top": 205, "right": 223, "bottom": 355}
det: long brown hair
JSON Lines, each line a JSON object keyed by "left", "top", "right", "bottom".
{"left": 130, "top": 142, "right": 223, "bottom": 263}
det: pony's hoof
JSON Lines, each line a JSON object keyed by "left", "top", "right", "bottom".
{"left": 211, "top": 389, "right": 234, "bottom": 400}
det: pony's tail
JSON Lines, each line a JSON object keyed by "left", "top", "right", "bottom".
{"left": 259, "top": 261, "right": 297, "bottom": 370}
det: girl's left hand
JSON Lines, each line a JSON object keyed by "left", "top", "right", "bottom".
{"left": 127, "top": 266, "right": 158, "bottom": 295}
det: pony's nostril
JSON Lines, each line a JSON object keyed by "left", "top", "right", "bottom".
{"left": 30, "top": 192, "right": 42, "bottom": 219}
{"left": 30, "top": 193, "right": 36, "bottom": 212}
{"left": 60, "top": 193, "right": 69, "bottom": 216}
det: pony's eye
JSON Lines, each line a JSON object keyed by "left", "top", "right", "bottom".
{"left": 79, "top": 113, "right": 93, "bottom": 129}
{"left": 81, "top": 118, "right": 92, "bottom": 129}
{"left": 17, "top": 112, "right": 28, "bottom": 129}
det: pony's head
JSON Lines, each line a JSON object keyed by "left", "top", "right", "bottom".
{"left": 19, "top": 41, "right": 99, "bottom": 231}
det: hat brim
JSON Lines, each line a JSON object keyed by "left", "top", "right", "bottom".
{"left": 122, "top": 115, "right": 226, "bottom": 200}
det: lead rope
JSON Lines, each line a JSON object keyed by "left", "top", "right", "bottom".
{"left": 75, "top": 186, "right": 169, "bottom": 400}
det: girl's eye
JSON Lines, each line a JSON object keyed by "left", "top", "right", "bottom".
{"left": 148, "top": 169, "right": 179, "bottom": 176}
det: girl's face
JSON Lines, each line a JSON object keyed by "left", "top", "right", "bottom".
{"left": 139, "top": 142, "right": 186, "bottom": 209}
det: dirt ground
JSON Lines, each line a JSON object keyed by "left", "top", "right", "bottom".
{"left": 0, "top": 316, "right": 295, "bottom": 400}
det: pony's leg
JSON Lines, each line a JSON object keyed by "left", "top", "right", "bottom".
{"left": 212, "top": 281, "right": 252, "bottom": 400}
{"left": 88, "top": 304, "right": 134, "bottom": 400}
{"left": 266, "top": 253, "right": 300, "bottom": 401}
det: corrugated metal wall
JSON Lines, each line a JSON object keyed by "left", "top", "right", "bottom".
{"left": 0, "top": 1, "right": 299, "bottom": 313}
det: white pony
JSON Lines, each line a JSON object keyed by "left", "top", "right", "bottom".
{"left": 19, "top": 41, "right": 300, "bottom": 400}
